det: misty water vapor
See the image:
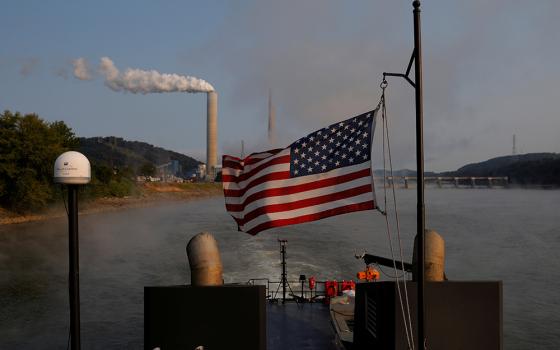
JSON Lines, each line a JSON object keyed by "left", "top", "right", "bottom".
{"left": 99, "top": 57, "right": 214, "bottom": 94}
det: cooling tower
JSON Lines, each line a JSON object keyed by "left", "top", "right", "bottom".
{"left": 206, "top": 92, "right": 218, "bottom": 181}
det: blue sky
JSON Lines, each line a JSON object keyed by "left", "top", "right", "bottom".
{"left": 1, "top": 0, "right": 559, "bottom": 171}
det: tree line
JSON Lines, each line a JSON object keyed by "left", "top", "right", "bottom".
{"left": 0, "top": 110, "right": 136, "bottom": 213}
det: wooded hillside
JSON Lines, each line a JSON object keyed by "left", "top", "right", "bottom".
{"left": 78, "top": 137, "right": 200, "bottom": 177}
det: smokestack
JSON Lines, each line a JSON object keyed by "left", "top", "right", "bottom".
{"left": 268, "top": 89, "right": 276, "bottom": 146}
{"left": 207, "top": 92, "right": 218, "bottom": 180}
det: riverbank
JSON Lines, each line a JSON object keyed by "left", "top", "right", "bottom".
{"left": 0, "top": 182, "right": 223, "bottom": 226}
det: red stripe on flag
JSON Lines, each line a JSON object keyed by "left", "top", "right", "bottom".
{"left": 225, "top": 168, "right": 371, "bottom": 211}
{"left": 222, "top": 160, "right": 244, "bottom": 170}
{"left": 233, "top": 184, "right": 372, "bottom": 226}
{"left": 245, "top": 201, "right": 375, "bottom": 235}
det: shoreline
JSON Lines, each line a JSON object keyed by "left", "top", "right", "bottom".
{"left": 0, "top": 182, "right": 223, "bottom": 226}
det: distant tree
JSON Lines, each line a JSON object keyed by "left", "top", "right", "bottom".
{"left": 84, "top": 164, "right": 136, "bottom": 199}
{"left": 50, "top": 120, "right": 79, "bottom": 149}
{"left": 93, "top": 164, "right": 113, "bottom": 184}
{"left": 0, "top": 112, "right": 19, "bottom": 201}
{"left": 139, "top": 162, "right": 156, "bottom": 177}
{"left": 119, "top": 166, "right": 134, "bottom": 179}
{"left": 0, "top": 111, "right": 77, "bottom": 212}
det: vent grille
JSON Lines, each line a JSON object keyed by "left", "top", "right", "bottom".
{"left": 366, "top": 292, "right": 377, "bottom": 338}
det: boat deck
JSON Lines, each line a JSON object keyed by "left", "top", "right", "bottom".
{"left": 267, "top": 302, "right": 339, "bottom": 350}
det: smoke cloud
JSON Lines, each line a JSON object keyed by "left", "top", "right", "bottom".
{"left": 53, "top": 66, "right": 69, "bottom": 79}
{"left": 19, "top": 57, "right": 39, "bottom": 77}
{"left": 72, "top": 58, "right": 92, "bottom": 80}
{"left": 99, "top": 57, "right": 214, "bottom": 94}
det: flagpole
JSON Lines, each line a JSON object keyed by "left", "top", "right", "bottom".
{"left": 413, "top": 1, "right": 426, "bottom": 349}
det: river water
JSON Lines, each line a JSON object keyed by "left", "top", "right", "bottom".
{"left": 1, "top": 188, "right": 559, "bottom": 349}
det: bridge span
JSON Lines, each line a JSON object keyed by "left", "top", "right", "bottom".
{"left": 373, "top": 176, "right": 509, "bottom": 188}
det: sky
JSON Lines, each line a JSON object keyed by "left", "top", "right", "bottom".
{"left": 1, "top": 0, "right": 559, "bottom": 171}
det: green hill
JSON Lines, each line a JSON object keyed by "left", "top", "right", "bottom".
{"left": 78, "top": 137, "right": 200, "bottom": 176}
{"left": 375, "top": 153, "right": 560, "bottom": 187}
{"left": 453, "top": 153, "right": 560, "bottom": 186}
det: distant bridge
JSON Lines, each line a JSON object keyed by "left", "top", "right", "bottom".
{"left": 373, "top": 176, "right": 509, "bottom": 188}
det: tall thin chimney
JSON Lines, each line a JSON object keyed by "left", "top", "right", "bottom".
{"left": 207, "top": 91, "right": 218, "bottom": 180}
{"left": 268, "top": 89, "right": 276, "bottom": 147}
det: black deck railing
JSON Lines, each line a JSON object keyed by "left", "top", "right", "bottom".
{"left": 247, "top": 278, "right": 355, "bottom": 302}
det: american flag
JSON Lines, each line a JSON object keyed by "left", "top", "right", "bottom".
{"left": 222, "top": 109, "right": 378, "bottom": 235}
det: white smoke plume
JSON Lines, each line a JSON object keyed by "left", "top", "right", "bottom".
{"left": 99, "top": 57, "right": 214, "bottom": 94}
{"left": 72, "top": 58, "right": 92, "bottom": 80}
{"left": 19, "top": 57, "right": 39, "bottom": 77}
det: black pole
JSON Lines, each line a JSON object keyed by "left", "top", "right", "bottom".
{"left": 281, "top": 242, "right": 286, "bottom": 303}
{"left": 68, "top": 185, "right": 81, "bottom": 350}
{"left": 413, "top": 1, "right": 426, "bottom": 349}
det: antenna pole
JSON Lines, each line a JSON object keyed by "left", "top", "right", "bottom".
{"left": 68, "top": 185, "right": 81, "bottom": 350}
{"left": 278, "top": 239, "right": 288, "bottom": 303}
{"left": 413, "top": 1, "right": 426, "bottom": 349}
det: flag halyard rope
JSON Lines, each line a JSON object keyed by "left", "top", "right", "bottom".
{"left": 380, "top": 79, "right": 415, "bottom": 350}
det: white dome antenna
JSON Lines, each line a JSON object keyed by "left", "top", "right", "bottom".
{"left": 54, "top": 151, "right": 91, "bottom": 184}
